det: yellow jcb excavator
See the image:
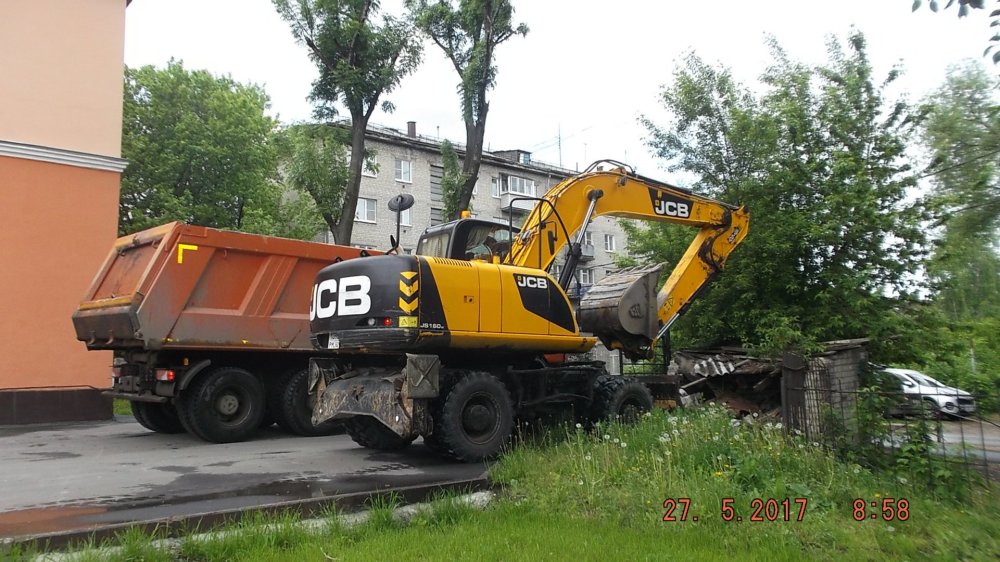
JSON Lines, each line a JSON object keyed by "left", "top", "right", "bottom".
{"left": 307, "top": 160, "right": 749, "bottom": 461}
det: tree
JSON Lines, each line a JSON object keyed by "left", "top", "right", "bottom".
{"left": 922, "top": 62, "right": 1000, "bottom": 321}
{"left": 119, "top": 61, "right": 281, "bottom": 235}
{"left": 408, "top": 0, "right": 528, "bottom": 219}
{"left": 910, "top": 0, "right": 1000, "bottom": 62}
{"left": 278, "top": 123, "right": 352, "bottom": 237}
{"left": 633, "top": 32, "right": 927, "bottom": 358}
{"left": 274, "top": 0, "right": 422, "bottom": 245}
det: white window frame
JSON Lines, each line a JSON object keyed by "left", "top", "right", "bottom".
{"left": 583, "top": 232, "right": 593, "bottom": 246}
{"left": 394, "top": 158, "right": 412, "bottom": 183}
{"left": 604, "top": 234, "right": 616, "bottom": 252}
{"left": 362, "top": 156, "right": 378, "bottom": 178}
{"left": 472, "top": 181, "right": 479, "bottom": 196}
{"left": 399, "top": 207, "right": 412, "bottom": 227}
{"left": 491, "top": 177, "right": 500, "bottom": 198}
{"left": 579, "top": 268, "right": 594, "bottom": 286}
{"left": 502, "top": 175, "right": 535, "bottom": 197}
{"left": 355, "top": 197, "right": 377, "bottom": 223}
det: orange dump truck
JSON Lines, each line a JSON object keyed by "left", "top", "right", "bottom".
{"left": 72, "top": 222, "right": 379, "bottom": 443}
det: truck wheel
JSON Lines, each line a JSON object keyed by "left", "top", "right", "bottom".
{"left": 271, "top": 369, "right": 342, "bottom": 437}
{"left": 130, "top": 401, "right": 184, "bottom": 434}
{"left": 177, "top": 367, "right": 265, "bottom": 443}
{"left": 345, "top": 416, "right": 416, "bottom": 450}
{"left": 591, "top": 375, "right": 654, "bottom": 424}
{"left": 432, "top": 372, "right": 513, "bottom": 462}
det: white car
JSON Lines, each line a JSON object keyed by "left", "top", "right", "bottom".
{"left": 882, "top": 368, "right": 977, "bottom": 417}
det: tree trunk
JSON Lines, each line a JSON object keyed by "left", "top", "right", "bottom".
{"left": 332, "top": 115, "right": 368, "bottom": 245}
{"left": 455, "top": 96, "right": 489, "bottom": 219}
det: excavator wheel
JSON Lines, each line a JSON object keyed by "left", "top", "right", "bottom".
{"left": 130, "top": 401, "right": 185, "bottom": 434}
{"left": 430, "top": 371, "right": 514, "bottom": 462}
{"left": 345, "top": 416, "right": 416, "bottom": 450}
{"left": 271, "top": 369, "right": 342, "bottom": 437}
{"left": 591, "top": 375, "right": 654, "bottom": 424}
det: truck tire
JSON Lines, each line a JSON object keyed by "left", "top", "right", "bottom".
{"left": 130, "top": 401, "right": 184, "bottom": 434}
{"left": 177, "top": 367, "right": 265, "bottom": 443}
{"left": 430, "top": 372, "right": 513, "bottom": 462}
{"left": 591, "top": 375, "right": 654, "bottom": 424}
{"left": 271, "top": 369, "right": 341, "bottom": 437}
{"left": 344, "top": 416, "right": 416, "bottom": 450}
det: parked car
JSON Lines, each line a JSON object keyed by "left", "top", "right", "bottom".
{"left": 881, "top": 368, "right": 977, "bottom": 418}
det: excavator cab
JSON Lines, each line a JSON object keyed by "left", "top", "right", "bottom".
{"left": 416, "top": 218, "right": 517, "bottom": 262}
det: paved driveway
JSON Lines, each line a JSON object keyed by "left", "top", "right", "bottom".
{"left": 0, "top": 417, "right": 486, "bottom": 541}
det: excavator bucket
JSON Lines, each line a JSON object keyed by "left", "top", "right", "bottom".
{"left": 577, "top": 263, "right": 664, "bottom": 361}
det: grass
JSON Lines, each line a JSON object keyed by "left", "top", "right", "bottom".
{"left": 112, "top": 399, "right": 131, "bottom": 416}
{"left": 10, "top": 405, "right": 1000, "bottom": 561}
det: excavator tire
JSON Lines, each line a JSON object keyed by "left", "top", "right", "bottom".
{"left": 271, "top": 369, "right": 341, "bottom": 437}
{"left": 591, "top": 375, "right": 654, "bottom": 424}
{"left": 431, "top": 371, "right": 513, "bottom": 462}
{"left": 130, "top": 401, "right": 185, "bottom": 434}
{"left": 345, "top": 416, "right": 416, "bottom": 450}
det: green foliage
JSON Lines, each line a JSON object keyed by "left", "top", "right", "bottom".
{"left": 274, "top": 0, "right": 422, "bottom": 244}
{"left": 439, "top": 139, "right": 469, "bottom": 218}
{"left": 407, "top": 0, "right": 528, "bottom": 218}
{"left": 911, "top": 0, "right": 1000, "bottom": 62}
{"left": 636, "top": 32, "right": 927, "bottom": 357}
{"left": 276, "top": 123, "right": 351, "bottom": 237}
{"left": 119, "top": 61, "right": 280, "bottom": 236}
{"left": 922, "top": 62, "right": 1000, "bottom": 319}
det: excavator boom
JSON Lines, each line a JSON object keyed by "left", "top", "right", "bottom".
{"left": 505, "top": 161, "right": 749, "bottom": 360}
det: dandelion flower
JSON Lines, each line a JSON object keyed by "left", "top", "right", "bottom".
{"left": 585, "top": 454, "right": 592, "bottom": 461}
{"left": 613, "top": 438, "right": 620, "bottom": 444}
{"left": 578, "top": 480, "right": 584, "bottom": 486}
{"left": 714, "top": 471, "right": 723, "bottom": 477}
{"left": 665, "top": 450, "right": 672, "bottom": 457}
{"left": 603, "top": 434, "right": 611, "bottom": 440}
{"left": 575, "top": 423, "right": 583, "bottom": 429}
{"left": 621, "top": 442, "right": 628, "bottom": 448}
{"left": 898, "top": 477, "right": 908, "bottom": 485}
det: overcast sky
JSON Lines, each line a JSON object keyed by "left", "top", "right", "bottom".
{"left": 124, "top": 0, "right": 991, "bottom": 179}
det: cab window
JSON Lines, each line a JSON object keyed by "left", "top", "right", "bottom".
{"left": 416, "top": 233, "right": 450, "bottom": 257}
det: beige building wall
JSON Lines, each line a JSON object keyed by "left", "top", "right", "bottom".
{"left": 0, "top": 0, "right": 126, "bottom": 157}
{"left": 0, "top": 0, "right": 128, "bottom": 423}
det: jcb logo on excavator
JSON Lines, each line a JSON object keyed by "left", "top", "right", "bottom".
{"left": 515, "top": 275, "right": 548, "bottom": 290}
{"left": 649, "top": 188, "right": 692, "bottom": 219}
{"left": 310, "top": 275, "right": 372, "bottom": 320}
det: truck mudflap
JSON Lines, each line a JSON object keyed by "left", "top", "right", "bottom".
{"left": 577, "top": 263, "right": 663, "bottom": 360}
{"left": 309, "top": 354, "right": 440, "bottom": 438}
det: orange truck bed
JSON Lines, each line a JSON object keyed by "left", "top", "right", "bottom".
{"left": 72, "top": 222, "right": 379, "bottom": 352}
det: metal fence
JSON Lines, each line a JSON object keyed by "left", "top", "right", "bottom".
{"left": 782, "top": 355, "right": 999, "bottom": 488}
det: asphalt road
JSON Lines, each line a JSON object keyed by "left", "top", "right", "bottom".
{"left": 0, "top": 417, "right": 486, "bottom": 542}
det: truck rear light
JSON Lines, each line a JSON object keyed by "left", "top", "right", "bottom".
{"left": 155, "top": 369, "right": 176, "bottom": 382}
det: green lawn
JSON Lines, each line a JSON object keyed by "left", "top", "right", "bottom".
{"left": 15, "top": 406, "right": 1000, "bottom": 561}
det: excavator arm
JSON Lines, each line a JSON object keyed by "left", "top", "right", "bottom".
{"left": 504, "top": 161, "right": 749, "bottom": 360}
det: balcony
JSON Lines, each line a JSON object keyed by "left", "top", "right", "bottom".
{"left": 579, "top": 243, "right": 595, "bottom": 261}
{"left": 499, "top": 192, "right": 535, "bottom": 214}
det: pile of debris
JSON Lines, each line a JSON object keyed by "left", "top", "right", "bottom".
{"left": 670, "top": 349, "right": 782, "bottom": 416}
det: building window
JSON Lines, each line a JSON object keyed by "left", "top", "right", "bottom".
{"left": 583, "top": 232, "right": 593, "bottom": 246}
{"left": 491, "top": 177, "right": 499, "bottom": 198}
{"left": 579, "top": 268, "right": 594, "bottom": 286}
{"left": 355, "top": 198, "right": 376, "bottom": 223}
{"left": 362, "top": 155, "right": 378, "bottom": 177}
{"left": 473, "top": 181, "right": 479, "bottom": 196}
{"left": 394, "top": 158, "right": 412, "bottom": 183}
{"left": 399, "top": 207, "right": 411, "bottom": 226}
{"left": 604, "top": 234, "right": 616, "bottom": 252}
{"left": 430, "top": 207, "right": 443, "bottom": 226}
{"left": 551, "top": 264, "right": 563, "bottom": 279}
{"left": 502, "top": 175, "right": 535, "bottom": 197}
